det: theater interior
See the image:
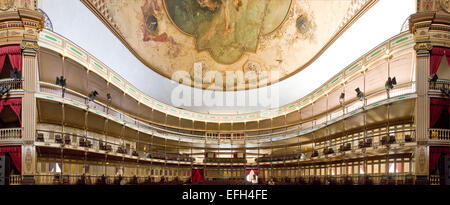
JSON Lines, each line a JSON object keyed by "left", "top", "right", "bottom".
{"left": 0, "top": 0, "right": 449, "bottom": 187}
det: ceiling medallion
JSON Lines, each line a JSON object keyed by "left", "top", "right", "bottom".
{"left": 164, "top": 0, "right": 292, "bottom": 65}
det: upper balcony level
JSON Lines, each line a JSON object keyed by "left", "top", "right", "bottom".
{"left": 38, "top": 30, "right": 416, "bottom": 128}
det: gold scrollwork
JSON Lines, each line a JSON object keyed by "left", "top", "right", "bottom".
{"left": 20, "top": 41, "right": 39, "bottom": 51}
{"left": 0, "top": 0, "right": 14, "bottom": 11}
{"left": 414, "top": 42, "right": 432, "bottom": 51}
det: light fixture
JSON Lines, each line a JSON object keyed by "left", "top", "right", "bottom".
{"left": 88, "top": 90, "right": 98, "bottom": 101}
{"left": 355, "top": 87, "right": 364, "bottom": 100}
{"left": 385, "top": 77, "right": 397, "bottom": 90}
{"left": 440, "top": 87, "right": 450, "bottom": 97}
{"left": 339, "top": 92, "right": 345, "bottom": 106}
{"left": 56, "top": 76, "right": 66, "bottom": 98}
{"left": 107, "top": 93, "right": 112, "bottom": 104}
{"left": 0, "top": 84, "right": 11, "bottom": 96}
{"left": 429, "top": 73, "right": 438, "bottom": 83}
{"left": 9, "top": 68, "right": 21, "bottom": 81}
{"left": 56, "top": 76, "right": 66, "bottom": 88}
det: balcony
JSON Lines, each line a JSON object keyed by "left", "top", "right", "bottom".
{"left": 429, "top": 128, "right": 450, "bottom": 141}
{"left": 0, "top": 78, "right": 22, "bottom": 91}
{"left": 35, "top": 129, "right": 196, "bottom": 163}
{"left": 0, "top": 128, "right": 22, "bottom": 141}
{"left": 429, "top": 79, "right": 450, "bottom": 91}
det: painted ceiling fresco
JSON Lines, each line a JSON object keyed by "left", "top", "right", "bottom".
{"left": 83, "top": 0, "right": 376, "bottom": 90}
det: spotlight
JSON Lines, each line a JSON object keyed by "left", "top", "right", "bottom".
{"left": 355, "top": 87, "right": 364, "bottom": 99}
{"left": 56, "top": 76, "right": 66, "bottom": 88}
{"left": 107, "top": 93, "right": 112, "bottom": 104}
{"left": 88, "top": 90, "right": 98, "bottom": 101}
{"left": 56, "top": 76, "right": 67, "bottom": 97}
{"left": 385, "top": 77, "right": 397, "bottom": 90}
{"left": 339, "top": 92, "right": 345, "bottom": 106}
{"left": 0, "top": 84, "right": 11, "bottom": 96}
{"left": 9, "top": 68, "right": 21, "bottom": 81}
{"left": 429, "top": 74, "right": 438, "bottom": 83}
{"left": 440, "top": 87, "right": 450, "bottom": 97}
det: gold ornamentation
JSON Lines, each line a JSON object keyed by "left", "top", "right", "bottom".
{"left": 414, "top": 42, "right": 432, "bottom": 51}
{"left": 417, "top": 146, "right": 427, "bottom": 174}
{"left": 441, "top": 0, "right": 450, "bottom": 13}
{"left": 25, "top": 148, "right": 32, "bottom": 173}
{"left": 20, "top": 41, "right": 39, "bottom": 51}
{"left": 0, "top": 0, "right": 14, "bottom": 11}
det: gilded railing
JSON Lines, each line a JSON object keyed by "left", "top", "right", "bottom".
{"left": 429, "top": 175, "right": 440, "bottom": 185}
{"left": 9, "top": 175, "right": 21, "bottom": 185}
{"left": 429, "top": 128, "right": 450, "bottom": 141}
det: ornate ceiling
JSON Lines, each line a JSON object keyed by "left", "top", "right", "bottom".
{"left": 82, "top": 0, "right": 377, "bottom": 90}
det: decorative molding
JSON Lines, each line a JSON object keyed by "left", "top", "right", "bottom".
{"left": 414, "top": 42, "right": 433, "bottom": 51}
{"left": 20, "top": 40, "right": 39, "bottom": 51}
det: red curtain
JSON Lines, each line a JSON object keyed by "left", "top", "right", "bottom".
{"left": 447, "top": 48, "right": 450, "bottom": 66}
{"left": 0, "top": 146, "right": 21, "bottom": 173}
{"left": 246, "top": 169, "right": 259, "bottom": 175}
{"left": 430, "top": 47, "right": 450, "bottom": 74}
{"left": 429, "top": 146, "right": 450, "bottom": 173}
{"left": 0, "top": 98, "right": 22, "bottom": 125}
{"left": 0, "top": 45, "right": 22, "bottom": 73}
{"left": 0, "top": 55, "right": 5, "bottom": 71}
{"left": 191, "top": 169, "right": 204, "bottom": 182}
{"left": 430, "top": 98, "right": 450, "bottom": 128}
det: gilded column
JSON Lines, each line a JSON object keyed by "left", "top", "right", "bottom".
{"left": 410, "top": 0, "right": 450, "bottom": 184}
{"left": 0, "top": 4, "right": 43, "bottom": 184}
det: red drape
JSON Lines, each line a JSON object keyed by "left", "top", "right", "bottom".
{"left": 246, "top": 169, "right": 259, "bottom": 175}
{"left": 0, "top": 146, "right": 21, "bottom": 173}
{"left": 429, "top": 146, "right": 450, "bottom": 173}
{"left": 0, "top": 98, "right": 22, "bottom": 125}
{"left": 0, "top": 45, "right": 22, "bottom": 73}
{"left": 430, "top": 47, "right": 445, "bottom": 74}
{"left": 430, "top": 47, "right": 450, "bottom": 74}
{"left": 430, "top": 98, "right": 450, "bottom": 128}
{"left": 0, "top": 55, "right": 5, "bottom": 71}
{"left": 447, "top": 48, "right": 450, "bottom": 66}
{"left": 191, "top": 169, "right": 204, "bottom": 182}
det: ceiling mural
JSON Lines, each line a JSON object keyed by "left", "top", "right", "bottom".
{"left": 82, "top": 0, "right": 376, "bottom": 90}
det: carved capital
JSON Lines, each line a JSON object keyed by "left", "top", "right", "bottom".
{"left": 414, "top": 42, "right": 433, "bottom": 52}
{"left": 20, "top": 40, "right": 39, "bottom": 50}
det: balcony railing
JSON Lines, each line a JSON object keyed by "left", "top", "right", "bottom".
{"left": 34, "top": 174, "right": 185, "bottom": 185}
{"left": 38, "top": 81, "right": 416, "bottom": 143}
{"left": 0, "top": 128, "right": 22, "bottom": 140}
{"left": 429, "top": 128, "right": 450, "bottom": 141}
{"left": 429, "top": 175, "right": 440, "bottom": 185}
{"left": 0, "top": 78, "right": 23, "bottom": 90}
{"left": 429, "top": 79, "right": 450, "bottom": 91}
{"left": 36, "top": 129, "right": 195, "bottom": 163}
{"left": 9, "top": 175, "right": 22, "bottom": 185}
{"left": 256, "top": 128, "right": 416, "bottom": 163}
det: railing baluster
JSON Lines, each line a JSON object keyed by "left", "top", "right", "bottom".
{"left": 429, "top": 128, "right": 450, "bottom": 141}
